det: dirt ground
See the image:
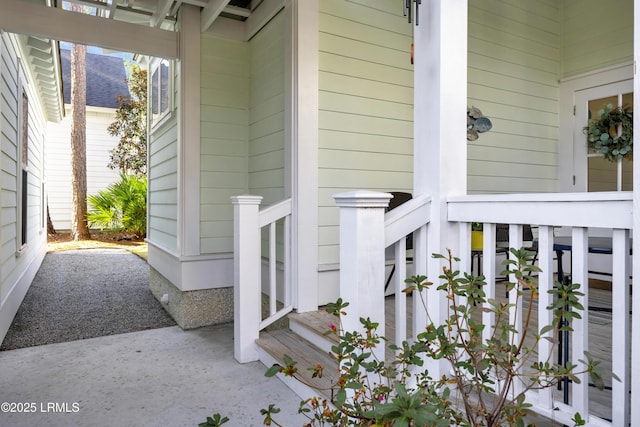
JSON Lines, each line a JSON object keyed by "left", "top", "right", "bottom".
{"left": 47, "top": 230, "right": 148, "bottom": 259}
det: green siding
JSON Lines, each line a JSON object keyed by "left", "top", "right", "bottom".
{"left": 561, "top": 0, "right": 633, "bottom": 78}
{"left": 318, "top": 0, "right": 414, "bottom": 265}
{"left": 467, "top": 0, "right": 561, "bottom": 194}
{"left": 248, "top": 10, "right": 285, "bottom": 206}
{"left": 200, "top": 34, "right": 249, "bottom": 254}
{"left": 148, "top": 116, "right": 178, "bottom": 252}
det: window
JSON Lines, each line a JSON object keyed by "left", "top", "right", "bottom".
{"left": 150, "top": 58, "right": 173, "bottom": 128}
{"left": 19, "top": 87, "right": 28, "bottom": 249}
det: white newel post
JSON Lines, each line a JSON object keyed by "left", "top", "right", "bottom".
{"left": 333, "top": 191, "right": 391, "bottom": 362}
{"left": 231, "top": 195, "right": 263, "bottom": 363}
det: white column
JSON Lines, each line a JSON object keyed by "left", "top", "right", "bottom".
{"left": 413, "top": 0, "right": 468, "bottom": 378}
{"left": 632, "top": 2, "right": 640, "bottom": 423}
{"left": 231, "top": 195, "right": 263, "bottom": 363}
{"left": 290, "top": 0, "right": 319, "bottom": 313}
{"left": 177, "top": 4, "right": 201, "bottom": 257}
{"left": 333, "top": 191, "right": 391, "bottom": 362}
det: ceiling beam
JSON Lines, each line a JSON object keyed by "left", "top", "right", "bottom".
{"left": 201, "top": 0, "right": 230, "bottom": 32}
{"left": 0, "top": 0, "right": 178, "bottom": 59}
{"left": 107, "top": 0, "right": 118, "bottom": 18}
{"left": 149, "top": 0, "right": 173, "bottom": 28}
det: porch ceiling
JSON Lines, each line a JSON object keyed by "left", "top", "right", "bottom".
{"left": 60, "top": 0, "right": 256, "bottom": 30}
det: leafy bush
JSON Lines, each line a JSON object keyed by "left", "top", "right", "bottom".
{"left": 87, "top": 173, "right": 147, "bottom": 238}
{"left": 207, "top": 248, "right": 610, "bottom": 426}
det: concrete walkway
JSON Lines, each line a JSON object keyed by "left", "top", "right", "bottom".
{"left": 0, "top": 323, "right": 308, "bottom": 426}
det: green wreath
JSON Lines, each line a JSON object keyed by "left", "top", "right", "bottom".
{"left": 584, "top": 103, "right": 633, "bottom": 162}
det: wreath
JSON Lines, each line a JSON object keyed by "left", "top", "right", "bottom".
{"left": 584, "top": 103, "right": 633, "bottom": 162}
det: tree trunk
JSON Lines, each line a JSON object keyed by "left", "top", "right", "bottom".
{"left": 46, "top": 203, "right": 56, "bottom": 235}
{"left": 69, "top": 11, "right": 90, "bottom": 241}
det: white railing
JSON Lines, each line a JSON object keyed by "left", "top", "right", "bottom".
{"left": 336, "top": 190, "right": 633, "bottom": 426}
{"left": 448, "top": 191, "right": 632, "bottom": 426}
{"left": 384, "top": 194, "right": 431, "bottom": 349}
{"left": 231, "top": 195, "right": 293, "bottom": 363}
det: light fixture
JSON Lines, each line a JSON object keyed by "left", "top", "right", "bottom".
{"left": 403, "top": 0, "right": 422, "bottom": 25}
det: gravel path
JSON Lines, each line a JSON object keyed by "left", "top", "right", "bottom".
{"left": 1, "top": 248, "right": 176, "bottom": 350}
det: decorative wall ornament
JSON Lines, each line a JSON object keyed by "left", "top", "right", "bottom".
{"left": 403, "top": 0, "right": 422, "bottom": 25}
{"left": 467, "top": 106, "right": 492, "bottom": 141}
{"left": 584, "top": 103, "right": 633, "bottom": 162}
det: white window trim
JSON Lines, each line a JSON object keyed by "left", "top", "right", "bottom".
{"left": 16, "top": 62, "right": 29, "bottom": 255}
{"left": 149, "top": 57, "right": 174, "bottom": 130}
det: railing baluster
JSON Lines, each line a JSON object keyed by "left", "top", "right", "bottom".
{"left": 482, "top": 222, "right": 496, "bottom": 343}
{"left": 536, "top": 225, "right": 554, "bottom": 410}
{"left": 394, "top": 237, "right": 407, "bottom": 350}
{"left": 571, "top": 227, "right": 589, "bottom": 416}
{"left": 269, "top": 221, "right": 277, "bottom": 316}
{"left": 508, "top": 224, "right": 523, "bottom": 395}
{"left": 284, "top": 214, "right": 291, "bottom": 307}
{"left": 611, "top": 228, "right": 630, "bottom": 426}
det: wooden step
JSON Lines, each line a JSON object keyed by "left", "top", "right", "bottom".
{"left": 256, "top": 328, "right": 338, "bottom": 402}
{"left": 288, "top": 308, "right": 338, "bottom": 354}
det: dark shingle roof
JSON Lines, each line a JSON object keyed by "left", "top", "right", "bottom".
{"left": 61, "top": 49, "right": 130, "bottom": 109}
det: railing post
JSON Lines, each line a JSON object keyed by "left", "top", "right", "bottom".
{"left": 231, "top": 195, "right": 263, "bottom": 363}
{"left": 333, "top": 191, "right": 391, "bottom": 362}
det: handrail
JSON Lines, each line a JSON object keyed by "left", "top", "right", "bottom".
{"left": 259, "top": 198, "right": 293, "bottom": 228}
{"left": 448, "top": 192, "right": 632, "bottom": 229}
{"left": 384, "top": 194, "right": 431, "bottom": 248}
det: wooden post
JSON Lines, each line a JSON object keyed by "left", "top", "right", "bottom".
{"left": 333, "top": 191, "right": 391, "bottom": 362}
{"left": 231, "top": 195, "right": 263, "bottom": 363}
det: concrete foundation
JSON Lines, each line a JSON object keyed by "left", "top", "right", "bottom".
{"left": 149, "top": 267, "right": 233, "bottom": 329}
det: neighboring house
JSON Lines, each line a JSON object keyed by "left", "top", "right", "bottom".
{"left": 45, "top": 48, "right": 129, "bottom": 231}
{"left": 1, "top": 0, "right": 640, "bottom": 424}
{"left": 0, "top": 31, "right": 63, "bottom": 343}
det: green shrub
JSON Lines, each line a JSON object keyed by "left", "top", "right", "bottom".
{"left": 87, "top": 173, "right": 147, "bottom": 238}
{"left": 208, "top": 249, "right": 610, "bottom": 426}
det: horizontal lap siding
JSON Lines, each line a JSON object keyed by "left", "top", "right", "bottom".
{"left": 248, "top": 10, "right": 284, "bottom": 205}
{"left": 46, "top": 109, "right": 121, "bottom": 230}
{"left": 0, "top": 33, "right": 19, "bottom": 291}
{"left": 200, "top": 35, "right": 248, "bottom": 254}
{"left": 0, "top": 33, "right": 47, "bottom": 298}
{"left": 468, "top": 0, "right": 560, "bottom": 194}
{"left": 318, "top": 0, "right": 413, "bottom": 265}
{"left": 561, "top": 0, "right": 633, "bottom": 78}
{"left": 148, "top": 116, "right": 178, "bottom": 251}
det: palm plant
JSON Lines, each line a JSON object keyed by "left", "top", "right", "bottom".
{"left": 88, "top": 173, "right": 147, "bottom": 238}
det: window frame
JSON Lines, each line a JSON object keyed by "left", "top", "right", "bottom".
{"left": 149, "top": 58, "right": 173, "bottom": 130}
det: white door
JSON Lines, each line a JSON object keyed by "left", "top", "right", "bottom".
{"left": 574, "top": 80, "right": 633, "bottom": 192}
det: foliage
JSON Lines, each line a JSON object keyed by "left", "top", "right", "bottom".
{"left": 584, "top": 103, "right": 633, "bottom": 162}
{"left": 107, "top": 64, "right": 147, "bottom": 176}
{"left": 211, "top": 248, "right": 609, "bottom": 426}
{"left": 471, "top": 222, "right": 483, "bottom": 231}
{"left": 198, "top": 413, "right": 229, "bottom": 427}
{"left": 87, "top": 173, "right": 147, "bottom": 238}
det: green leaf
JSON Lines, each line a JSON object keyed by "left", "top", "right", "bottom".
{"left": 264, "top": 364, "right": 283, "bottom": 377}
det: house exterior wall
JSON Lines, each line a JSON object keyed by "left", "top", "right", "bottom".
{"left": 148, "top": 115, "right": 178, "bottom": 252}
{"left": 317, "top": 0, "right": 414, "bottom": 269}
{"left": 561, "top": 0, "right": 633, "bottom": 78}
{"left": 248, "top": 9, "right": 285, "bottom": 207}
{"left": 466, "top": 1, "right": 561, "bottom": 194}
{"left": 200, "top": 34, "right": 248, "bottom": 255}
{"left": 45, "top": 106, "right": 121, "bottom": 230}
{"left": 0, "top": 32, "right": 48, "bottom": 342}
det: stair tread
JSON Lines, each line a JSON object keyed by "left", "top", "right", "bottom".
{"left": 288, "top": 309, "right": 339, "bottom": 343}
{"left": 257, "top": 329, "right": 338, "bottom": 397}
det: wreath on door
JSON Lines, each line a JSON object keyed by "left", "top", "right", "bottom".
{"left": 584, "top": 103, "right": 633, "bottom": 162}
